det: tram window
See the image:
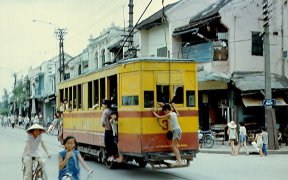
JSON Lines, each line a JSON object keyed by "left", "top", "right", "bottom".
{"left": 186, "top": 91, "right": 195, "bottom": 107}
{"left": 73, "top": 86, "right": 76, "bottom": 109}
{"left": 171, "top": 86, "right": 183, "bottom": 104}
{"left": 109, "top": 75, "right": 117, "bottom": 107}
{"left": 68, "top": 86, "right": 72, "bottom": 110}
{"left": 59, "top": 89, "right": 64, "bottom": 102}
{"left": 64, "top": 88, "right": 68, "bottom": 100}
{"left": 122, "top": 96, "right": 139, "bottom": 106}
{"left": 144, "top": 91, "right": 154, "bottom": 108}
{"left": 156, "top": 85, "right": 169, "bottom": 104}
{"left": 100, "top": 78, "right": 105, "bottom": 102}
{"left": 77, "top": 84, "right": 82, "bottom": 109}
{"left": 88, "top": 81, "right": 92, "bottom": 108}
{"left": 93, "top": 80, "right": 99, "bottom": 107}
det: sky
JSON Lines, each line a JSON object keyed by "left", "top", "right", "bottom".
{"left": 0, "top": 0, "right": 178, "bottom": 99}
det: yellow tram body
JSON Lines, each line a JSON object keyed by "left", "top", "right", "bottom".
{"left": 58, "top": 57, "right": 199, "bottom": 168}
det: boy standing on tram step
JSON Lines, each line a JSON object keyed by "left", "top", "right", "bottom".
{"left": 152, "top": 103, "right": 184, "bottom": 167}
{"left": 101, "top": 99, "right": 116, "bottom": 161}
{"left": 110, "top": 111, "right": 124, "bottom": 163}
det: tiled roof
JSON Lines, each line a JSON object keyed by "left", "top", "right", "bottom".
{"left": 231, "top": 72, "right": 288, "bottom": 91}
{"left": 137, "top": 2, "right": 179, "bottom": 30}
{"left": 174, "top": 0, "right": 232, "bottom": 33}
{"left": 190, "top": 0, "right": 232, "bottom": 23}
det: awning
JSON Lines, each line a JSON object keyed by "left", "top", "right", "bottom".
{"left": 172, "top": 28, "right": 198, "bottom": 36}
{"left": 173, "top": 16, "right": 220, "bottom": 36}
{"left": 197, "top": 71, "right": 230, "bottom": 90}
{"left": 232, "top": 72, "right": 288, "bottom": 91}
{"left": 242, "top": 96, "right": 287, "bottom": 107}
{"left": 198, "top": 71, "right": 231, "bottom": 83}
{"left": 198, "top": 81, "right": 228, "bottom": 90}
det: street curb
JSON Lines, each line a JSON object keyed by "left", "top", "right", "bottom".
{"left": 199, "top": 149, "right": 288, "bottom": 154}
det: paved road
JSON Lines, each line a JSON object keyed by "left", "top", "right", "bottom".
{"left": 0, "top": 127, "right": 287, "bottom": 180}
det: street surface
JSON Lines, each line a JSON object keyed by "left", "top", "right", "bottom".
{"left": 0, "top": 127, "right": 287, "bottom": 180}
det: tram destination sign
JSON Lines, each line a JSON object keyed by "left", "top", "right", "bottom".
{"left": 263, "top": 99, "right": 276, "bottom": 106}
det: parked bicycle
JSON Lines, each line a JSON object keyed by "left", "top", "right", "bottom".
{"left": 198, "top": 130, "right": 215, "bottom": 148}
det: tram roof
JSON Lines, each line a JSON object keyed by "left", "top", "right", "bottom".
{"left": 59, "top": 57, "right": 196, "bottom": 84}
{"left": 117, "top": 57, "right": 196, "bottom": 64}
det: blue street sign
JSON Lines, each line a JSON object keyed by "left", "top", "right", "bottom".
{"left": 263, "top": 99, "right": 275, "bottom": 106}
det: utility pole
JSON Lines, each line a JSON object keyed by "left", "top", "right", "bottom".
{"left": 126, "top": 0, "right": 136, "bottom": 59}
{"left": 55, "top": 28, "right": 67, "bottom": 82}
{"left": 13, "top": 73, "right": 17, "bottom": 89}
{"left": 262, "top": 0, "right": 278, "bottom": 150}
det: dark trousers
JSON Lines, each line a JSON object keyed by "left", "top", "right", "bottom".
{"left": 104, "top": 130, "right": 117, "bottom": 156}
{"left": 262, "top": 144, "right": 268, "bottom": 155}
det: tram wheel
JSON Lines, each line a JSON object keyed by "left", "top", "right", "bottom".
{"left": 99, "top": 148, "right": 106, "bottom": 163}
{"left": 136, "top": 159, "right": 147, "bottom": 168}
{"left": 105, "top": 159, "right": 116, "bottom": 169}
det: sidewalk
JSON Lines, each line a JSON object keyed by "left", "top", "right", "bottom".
{"left": 199, "top": 140, "right": 288, "bottom": 154}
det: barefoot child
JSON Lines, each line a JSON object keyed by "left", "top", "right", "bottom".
{"left": 152, "top": 103, "right": 184, "bottom": 167}
{"left": 110, "top": 111, "right": 124, "bottom": 163}
{"left": 59, "top": 136, "right": 93, "bottom": 180}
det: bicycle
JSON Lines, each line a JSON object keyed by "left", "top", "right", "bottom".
{"left": 61, "top": 169, "right": 93, "bottom": 180}
{"left": 198, "top": 130, "right": 215, "bottom": 148}
{"left": 22, "top": 156, "right": 48, "bottom": 180}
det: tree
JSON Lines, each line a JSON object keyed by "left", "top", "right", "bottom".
{"left": 10, "top": 79, "right": 27, "bottom": 115}
{"left": 0, "top": 88, "right": 9, "bottom": 115}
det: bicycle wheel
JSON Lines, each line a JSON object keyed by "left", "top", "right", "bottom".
{"left": 204, "top": 135, "right": 214, "bottom": 148}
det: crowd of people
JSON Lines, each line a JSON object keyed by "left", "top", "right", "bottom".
{"left": 0, "top": 114, "right": 46, "bottom": 129}
{"left": 227, "top": 121, "right": 270, "bottom": 157}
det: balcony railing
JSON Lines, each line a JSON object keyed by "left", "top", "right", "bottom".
{"left": 182, "top": 41, "right": 228, "bottom": 62}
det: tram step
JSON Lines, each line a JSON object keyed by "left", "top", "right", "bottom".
{"left": 148, "top": 153, "right": 193, "bottom": 161}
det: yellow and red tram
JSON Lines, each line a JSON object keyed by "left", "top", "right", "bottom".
{"left": 58, "top": 57, "right": 199, "bottom": 168}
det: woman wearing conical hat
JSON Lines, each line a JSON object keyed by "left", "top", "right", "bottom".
{"left": 22, "top": 124, "right": 51, "bottom": 180}
{"left": 227, "top": 121, "right": 237, "bottom": 156}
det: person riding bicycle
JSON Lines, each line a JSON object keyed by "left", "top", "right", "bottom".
{"left": 22, "top": 124, "right": 51, "bottom": 180}
{"left": 59, "top": 136, "right": 93, "bottom": 180}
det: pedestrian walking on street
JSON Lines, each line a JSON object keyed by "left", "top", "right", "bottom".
{"left": 59, "top": 136, "right": 93, "bottom": 180}
{"left": 237, "top": 122, "right": 249, "bottom": 155}
{"left": 227, "top": 121, "right": 237, "bottom": 156}
{"left": 10, "top": 115, "right": 15, "bottom": 128}
{"left": 262, "top": 127, "right": 268, "bottom": 156}
{"left": 252, "top": 129, "right": 264, "bottom": 156}
{"left": 22, "top": 124, "right": 51, "bottom": 180}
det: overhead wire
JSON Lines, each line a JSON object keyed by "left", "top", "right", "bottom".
{"left": 161, "top": 0, "right": 172, "bottom": 102}
{"left": 112, "top": 0, "right": 154, "bottom": 63}
{"left": 66, "top": 1, "right": 124, "bottom": 42}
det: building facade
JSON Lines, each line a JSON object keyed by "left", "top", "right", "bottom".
{"left": 137, "top": 0, "right": 288, "bottom": 133}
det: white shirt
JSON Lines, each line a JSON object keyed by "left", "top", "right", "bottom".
{"left": 239, "top": 126, "right": 247, "bottom": 135}
{"left": 22, "top": 134, "right": 43, "bottom": 157}
{"left": 110, "top": 119, "right": 118, "bottom": 136}
{"left": 33, "top": 117, "right": 39, "bottom": 124}
{"left": 24, "top": 117, "right": 30, "bottom": 124}
{"left": 168, "top": 112, "right": 181, "bottom": 130}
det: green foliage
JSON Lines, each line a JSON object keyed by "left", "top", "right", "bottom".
{"left": 1, "top": 88, "right": 9, "bottom": 109}
{"left": 0, "top": 108, "right": 9, "bottom": 116}
{"left": 11, "top": 79, "right": 28, "bottom": 107}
